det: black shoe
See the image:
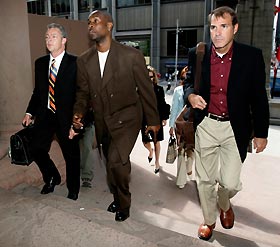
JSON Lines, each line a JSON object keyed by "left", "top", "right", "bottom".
{"left": 115, "top": 211, "right": 129, "bottom": 222}
{"left": 40, "top": 183, "right": 56, "bottom": 194}
{"left": 40, "top": 177, "right": 60, "bottom": 194}
{"left": 148, "top": 156, "right": 153, "bottom": 163}
{"left": 166, "top": 84, "right": 171, "bottom": 92}
{"left": 67, "top": 192, "right": 78, "bottom": 201}
{"left": 107, "top": 201, "right": 119, "bottom": 213}
{"left": 154, "top": 168, "right": 160, "bottom": 174}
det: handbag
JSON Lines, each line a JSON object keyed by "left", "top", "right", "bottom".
{"left": 10, "top": 126, "right": 34, "bottom": 166}
{"left": 175, "top": 106, "right": 195, "bottom": 149}
{"left": 165, "top": 135, "right": 177, "bottom": 164}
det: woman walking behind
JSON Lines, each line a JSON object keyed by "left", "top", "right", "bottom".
{"left": 169, "top": 66, "right": 194, "bottom": 188}
{"left": 141, "top": 65, "right": 170, "bottom": 174}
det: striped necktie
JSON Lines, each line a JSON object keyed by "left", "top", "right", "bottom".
{"left": 49, "top": 59, "right": 57, "bottom": 113}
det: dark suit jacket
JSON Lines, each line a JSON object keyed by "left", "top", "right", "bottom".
{"left": 74, "top": 40, "right": 160, "bottom": 163}
{"left": 185, "top": 41, "right": 269, "bottom": 162}
{"left": 26, "top": 52, "right": 77, "bottom": 137}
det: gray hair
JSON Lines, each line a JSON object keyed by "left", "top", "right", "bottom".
{"left": 47, "top": 23, "right": 67, "bottom": 38}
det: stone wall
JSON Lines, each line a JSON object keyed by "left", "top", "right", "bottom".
{"left": 0, "top": 0, "right": 90, "bottom": 134}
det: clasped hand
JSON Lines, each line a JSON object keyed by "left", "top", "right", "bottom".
{"left": 69, "top": 114, "right": 84, "bottom": 139}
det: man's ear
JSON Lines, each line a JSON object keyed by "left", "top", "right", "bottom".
{"left": 107, "top": 22, "right": 113, "bottom": 32}
{"left": 233, "top": 23, "right": 239, "bottom": 35}
{"left": 62, "top": 37, "right": 67, "bottom": 45}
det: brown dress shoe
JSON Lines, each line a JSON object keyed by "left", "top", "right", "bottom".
{"left": 220, "top": 206, "right": 235, "bottom": 229}
{"left": 198, "top": 223, "right": 216, "bottom": 241}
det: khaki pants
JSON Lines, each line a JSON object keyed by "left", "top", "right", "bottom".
{"left": 195, "top": 117, "right": 242, "bottom": 225}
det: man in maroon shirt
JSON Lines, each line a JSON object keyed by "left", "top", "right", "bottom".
{"left": 185, "top": 6, "right": 269, "bottom": 241}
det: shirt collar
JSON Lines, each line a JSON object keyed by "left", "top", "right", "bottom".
{"left": 211, "top": 43, "right": 233, "bottom": 59}
{"left": 50, "top": 50, "right": 65, "bottom": 68}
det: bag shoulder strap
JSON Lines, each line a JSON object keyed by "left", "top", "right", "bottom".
{"left": 188, "top": 42, "right": 206, "bottom": 122}
{"left": 175, "top": 105, "right": 188, "bottom": 122}
{"left": 194, "top": 42, "right": 206, "bottom": 92}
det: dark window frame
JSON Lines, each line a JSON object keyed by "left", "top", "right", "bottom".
{"left": 167, "top": 29, "right": 197, "bottom": 57}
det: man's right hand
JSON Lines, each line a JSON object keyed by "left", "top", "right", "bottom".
{"left": 22, "top": 114, "right": 33, "bottom": 127}
{"left": 188, "top": 93, "right": 207, "bottom": 110}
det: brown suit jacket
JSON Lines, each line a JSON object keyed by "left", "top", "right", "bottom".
{"left": 74, "top": 40, "right": 160, "bottom": 163}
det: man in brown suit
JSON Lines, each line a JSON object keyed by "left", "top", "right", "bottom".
{"left": 69, "top": 10, "right": 160, "bottom": 221}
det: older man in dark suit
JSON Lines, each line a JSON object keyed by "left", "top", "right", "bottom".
{"left": 70, "top": 10, "right": 160, "bottom": 222}
{"left": 185, "top": 6, "right": 269, "bottom": 241}
{"left": 22, "top": 23, "right": 80, "bottom": 201}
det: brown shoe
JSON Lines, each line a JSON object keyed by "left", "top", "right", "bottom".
{"left": 198, "top": 223, "right": 216, "bottom": 241}
{"left": 220, "top": 206, "right": 235, "bottom": 229}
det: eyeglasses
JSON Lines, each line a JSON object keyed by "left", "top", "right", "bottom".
{"left": 149, "top": 75, "right": 154, "bottom": 79}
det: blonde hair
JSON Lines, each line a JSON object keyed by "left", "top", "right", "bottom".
{"left": 147, "top": 65, "right": 159, "bottom": 85}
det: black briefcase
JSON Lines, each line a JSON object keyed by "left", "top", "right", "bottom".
{"left": 10, "top": 127, "right": 34, "bottom": 166}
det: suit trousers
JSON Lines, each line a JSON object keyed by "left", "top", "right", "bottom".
{"left": 195, "top": 117, "right": 242, "bottom": 225}
{"left": 101, "top": 130, "right": 131, "bottom": 213}
{"left": 31, "top": 110, "right": 80, "bottom": 194}
{"left": 79, "top": 124, "right": 95, "bottom": 181}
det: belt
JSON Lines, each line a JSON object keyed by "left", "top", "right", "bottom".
{"left": 207, "top": 113, "right": 229, "bottom": 122}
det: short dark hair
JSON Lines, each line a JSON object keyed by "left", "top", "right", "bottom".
{"left": 47, "top": 23, "right": 67, "bottom": 38}
{"left": 208, "top": 6, "right": 238, "bottom": 26}
{"left": 88, "top": 10, "right": 114, "bottom": 26}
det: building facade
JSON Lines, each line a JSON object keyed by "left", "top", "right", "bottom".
{"left": 26, "top": 0, "right": 274, "bottom": 81}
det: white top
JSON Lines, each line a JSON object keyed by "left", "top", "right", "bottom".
{"left": 98, "top": 50, "right": 109, "bottom": 78}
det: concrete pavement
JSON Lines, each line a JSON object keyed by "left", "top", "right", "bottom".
{"left": 0, "top": 87, "right": 280, "bottom": 247}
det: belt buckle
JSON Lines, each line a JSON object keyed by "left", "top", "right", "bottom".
{"left": 208, "top": 113, "right": 226, "bottom": 121}
{"left": 215, "top": 115, "right": 223, "bottom": 121}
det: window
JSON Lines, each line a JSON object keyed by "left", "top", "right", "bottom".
{"left": 78, "top": 0, "right": 88, "bottom": 12}
{"left": 118, "top": 39, "right": 150, "bottom": 56}
{"left": 117, "top": 0, "right": 151, "bottom": 7}
{"left": 167, "top": 29, "right": 197, "bottom": 57}
{"left": 27, "top": 0, "right": 45, "bottom": 15}
{"left": 78, "top": 0, "right": 106, "bottom": 12}
{"left": 51, "top": 0, "right": 70, "bottom": 14}
{"left": 161, "top": 0, "right": 202, "bottom": 2}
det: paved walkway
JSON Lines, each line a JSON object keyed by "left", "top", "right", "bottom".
{"left": 0, "top": 86, "right": 279, "bottom": 247}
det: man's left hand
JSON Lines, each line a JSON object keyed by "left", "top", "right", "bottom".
{"left": 253, "top": 137, "right": 268, "bottom": 153}
{"left": 145, "top": 125, "right": 160, "bottom": 143}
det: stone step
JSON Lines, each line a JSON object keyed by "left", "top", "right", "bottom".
{"left": 6, "top": 185, "right": 213, "bottom": 247}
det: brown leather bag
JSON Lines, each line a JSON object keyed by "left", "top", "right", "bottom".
{"left": 175, "top": 42, "right": 205, "bottom": 149}
{"left": 175, "top": 105, "right": 195, "bottom": 149}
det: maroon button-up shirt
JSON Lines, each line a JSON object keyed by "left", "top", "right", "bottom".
{"left": 208, "top": 45, "right": 233, "bottom": 117}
